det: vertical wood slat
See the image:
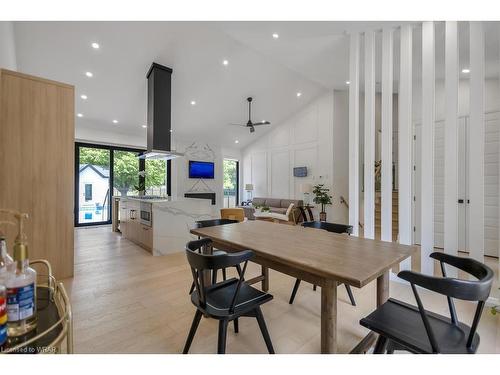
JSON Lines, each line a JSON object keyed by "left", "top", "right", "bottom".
{"left": 381, "top": 28, "right": 393, "bottom": 243}
{"left": 421, "top": 21, "right": 436, "bottom": 275}
{"left": 364, "top": 30, "right": 376, "bottom": 239}
{"left": 468, "top": 21, "right": 485, "bottom": 263}
{"left": 398, "top": 25, "right": 413, "bottom": 270}
{"left": 349, "top": 33, "right": 360, "bottom": 237}
{"left": 444, "top": 21, "right": 459, "bottom": 277}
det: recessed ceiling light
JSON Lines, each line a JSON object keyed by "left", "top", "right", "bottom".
{"left": 91, "top": 42, "right": 100, "bottom": 49}
{"left": 190, "top": 100, "right": 196, "bottom": 105}
{"left": 142, "top": 125, "right": 147, "bottom": 128}
{"left": 80, "top": 94, "right": 88, "bottom": 100}
{"left": 235, "top": 140, "right": 239, "bottom": 144}
{"left": 112, "top": 119, "right": 118, "bottom": 124}
{"left": 462, "top": 68, "right": 470, "bottom": 74}
{"left": 169, "top": 129, "right": 173, "bottom": 133}
{"left": 85, "top": 71, "right": 93, "bottom": 78}
{"left": 222, "top": 59, "right": 229, "bottom": 66}
{"left": 272, "top": 33, "right": 279, "bottom": 39}
{"left": 77, "top": 113, "right": 83, "bottom": 118}
{"left": 296, "top": 92, "right": 302, "bottom": 97}
{"left": 346, "top": 81, "right": 350, "bottom": 85}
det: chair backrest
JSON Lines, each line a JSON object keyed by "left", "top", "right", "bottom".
{"left": 220, "top": 208, "right": 245, "bottom": 222}
{"left": 398, "top": 252, "right": 494, "bottom": 352}
{"left": 185, "top": 238, "right": 253, "bottom": 313}
{"left": 195, "top": 218, "right": 239, "bottom": 228}
{"left": 302, "top": 221, "right": 353, "bottom": 235}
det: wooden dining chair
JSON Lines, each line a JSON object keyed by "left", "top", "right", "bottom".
{"left": 360, "top": 252, "right": 494, "bottom": 354}
{"left": 220, "top": 208, "right": 245, "bottom": 222}
{"left": 183, "top": 238, "right": 275, "bottom": 354}
{"left": 188, "top": 219, "right": 239, "bottom": 294}
{"left": 288, "top": 221, "right": 356, "bottom": 306}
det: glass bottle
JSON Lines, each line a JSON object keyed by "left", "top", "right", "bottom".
{"left": 6, "top": 213, "right": 37, "bottom": 337}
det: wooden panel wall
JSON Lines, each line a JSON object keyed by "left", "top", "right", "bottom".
{"left": 0, "top": 69, "right": 74, "bottom": 279}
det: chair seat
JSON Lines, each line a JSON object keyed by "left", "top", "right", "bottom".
{"left": 191, "top": 278, "right": 273, "bottom": 318}
{"left": 360, "top": 298, "right": 480, "bottom": 354}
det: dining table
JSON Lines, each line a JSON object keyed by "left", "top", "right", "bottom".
{"left": 190, "top": 220, "right": 416, "bottom": 354}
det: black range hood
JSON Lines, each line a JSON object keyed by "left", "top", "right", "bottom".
{"left": 140, "top": 63, "right": 183, "bottom": 160}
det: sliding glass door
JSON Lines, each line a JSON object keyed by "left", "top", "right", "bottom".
{"left": 76, "top": 145, "right": 112, "bottom": 225}
{"left": 75, "top": 142, "right": 171, "bottom": 227}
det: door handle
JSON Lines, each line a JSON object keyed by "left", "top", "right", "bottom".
{"left": 458, "top": 199, "right": 464, "bottom": 204}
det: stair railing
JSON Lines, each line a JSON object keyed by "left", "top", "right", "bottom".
{"left": 339, "top": 196, "right": 363, "bottom": 229}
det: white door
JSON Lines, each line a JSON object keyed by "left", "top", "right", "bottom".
{"left": 413, "top": 125, "right": 421, "bottom": 244}
{"left": 457, "top": 117, "right": 468, "bottom": 251}
{"left": 413, "top": 112, "right": 499, "bottom": 258}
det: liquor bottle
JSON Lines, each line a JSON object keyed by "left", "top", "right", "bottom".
{"left": 6, "top": 213, "right": 37, "bottom": 337}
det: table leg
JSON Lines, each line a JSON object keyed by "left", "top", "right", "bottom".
{"left": 320, "top": 281, "right": 338, "bottom": 354}
{"left": 261, "top": 266, "right": 269, "bottom": 292}
{"left": 377, "top": 271, "right": 389, "bottom": 306}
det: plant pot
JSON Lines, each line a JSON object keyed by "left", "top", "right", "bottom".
{"left": 319, "top": 212, "right": 327, "bottom": 222}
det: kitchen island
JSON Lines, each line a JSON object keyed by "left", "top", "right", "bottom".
{"left": 114, "top": 196, "right": 215, "bottom": 255}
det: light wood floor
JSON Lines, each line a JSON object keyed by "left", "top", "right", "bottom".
{"left": 63, "top": 226, "right": 500, "bottom": 354}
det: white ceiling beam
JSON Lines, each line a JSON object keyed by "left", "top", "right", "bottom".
{"left": 444, "top": 21, "right": 459, "bottom": 277}
{"left": 349, "top": 33, "right": 360, "bottom": 237}
{"left": 468, "top": 21, "right": 485, "bottom": 263}
{"left": 364, "top": 30, "right": 376, "bottom": 240}
{"left": 381, "top": 27, "right": 393, "bottom": 243}
{"left": 398, "top": 24, "right": 413, "bottom": 271}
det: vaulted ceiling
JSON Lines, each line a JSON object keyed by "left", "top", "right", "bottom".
{"left": 11, "top": 21, "right": 500, "bottom": 149}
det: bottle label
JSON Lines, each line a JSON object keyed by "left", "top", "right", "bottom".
{"left": 0, "top": 324, "right": 6, "bottom": 345}
{"left": 6, "top": 283, "right": 35, "bottom": 321}
{"left": 0, "top": 296, "right": 5, "bottom": 317}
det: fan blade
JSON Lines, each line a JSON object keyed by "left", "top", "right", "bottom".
{"left": 228, "top": 123, "right": 247, "bottom": 127}
{"left": 250, "top": 121, "right": 271, "bottom": 126}
{"left": 250, "top": 126, "right": 255, "bottom": 133}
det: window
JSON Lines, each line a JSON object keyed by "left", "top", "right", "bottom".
{"left": 84, "top": 184, "right": 93, "bottom": 201}
{"left": 223, "top": 159, "right": 239, "bottom": 208}
{"left": 75, "top": 142, "right": 171, "bottom": 227}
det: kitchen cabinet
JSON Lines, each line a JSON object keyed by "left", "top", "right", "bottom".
{"left": 0, "top": 69, "right": 74, "bottom": 279}
{"left": 116, "top": 199, "right": 152, "bottom": 253}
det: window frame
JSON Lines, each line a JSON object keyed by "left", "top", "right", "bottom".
{"left": 74, "top": 142, "right": 171, "bottom": 227}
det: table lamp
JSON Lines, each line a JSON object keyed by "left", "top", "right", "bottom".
{"left": 299, "top": 183, "right": 312, "bottom": 205}
{"left": 245, "top": 184, "right": 254, "bottom": 202}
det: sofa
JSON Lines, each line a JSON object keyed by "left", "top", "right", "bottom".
{"left": 240, "top": 197, "right": 304, "bottom": 223}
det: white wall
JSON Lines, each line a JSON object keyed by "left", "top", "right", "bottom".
{"left": 171, "top": 139, "right": 241, "bottom": 211}
{"left": 76, "top": 126, "right": 146, "bottom": 149}
{"left": 242, "top": 91, "right": 350, "bottom": 224}
{"left": 0, "top": 21, "right": 17, "bottom": 70}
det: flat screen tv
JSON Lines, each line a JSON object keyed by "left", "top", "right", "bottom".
{"left": 189, "top": 160, "right": 215, "bottom": 179}
{"left": 293, "top": 166, "right": 307, "bottom": 177}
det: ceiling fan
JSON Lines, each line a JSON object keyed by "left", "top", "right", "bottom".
{"left": 229, "top": 97, "right": 271, "bottom": 133}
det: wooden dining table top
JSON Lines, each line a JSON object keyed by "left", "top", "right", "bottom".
{"left": 190, "top": 220, "right": 416, "bottom": 288}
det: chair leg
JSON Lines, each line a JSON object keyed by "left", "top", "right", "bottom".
{"left": 345, "top": 284, "right": 356, "bottom": 306}
{"left": 255, "top": 307, "right": 275, "bottom": 354}
{"left": 373, "top": 335, "right": 388, "bottom": 354}
{"left": 289, "top": 279, "right": 301, "bottom": 304}
{"left": 386, "top": 340, "right": 395, "bottom": 354}
{"left": 182, "top": 310, "right": 202, "bottom": 354}
{"left": 313, "top": 284, "right": 317, "bottom": 291}
{"left": 234, "top": 318, "right": 239, "bottom": 333}
{"left": 222, "top": 268, "right": 227, "bottom": 281}
{"left": 217, "top": 320, "right": 229, "bottom": 354}
{"left": 189, "top": 282, "right": 195, "bottom": 295}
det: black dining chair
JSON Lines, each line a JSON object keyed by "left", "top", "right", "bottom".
{"left": 188, "top": 219, "right": 239, "bottom": 294}
{"left": 360, "top": 252, "right": 494, "bottom": 354}
{"left": 288, "top": 221, "right": 356, "bottom": 306}
{"left": 183, "top": 238, "right": 275, "bottom": 354}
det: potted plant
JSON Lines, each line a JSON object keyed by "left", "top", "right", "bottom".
{"left": 312, "top": 184, "right": 333, "bottom": 222}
